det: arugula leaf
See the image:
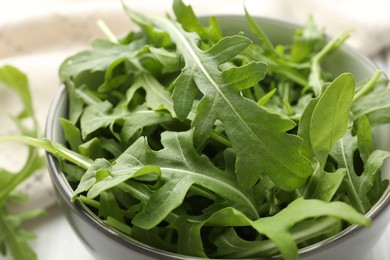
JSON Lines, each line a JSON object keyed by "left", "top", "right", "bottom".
{"left": 0, "top": 65, "right": 46, "bottom": 260}
{"left": 0, "top": 65, "right": 45, "bottom": 203}
{"left": 0, "top": 206, "right": 45, "bottom": 260}
{"left": 172, "top": 0, "right": 223, "bottom": 44}
{"left": 290, "top": 16, "right": 326, "bottom": 63}
{"left": 352, "top": 87, "right": 390, "bottom": 125}
{"left": 299, "top": 73, "right": 355, "bottom": 166}
{"left": 153, "top": 13, "right": 313, "bottom": 191}
{"left": 0, "top": 66, "right": 34, "bottom": 120}
{"left": 331, "top": 128, "right": 390, "bottom": 213}
{"left": 59, "top": 39, "right": 141, "bottom": 83}
{"left": 205, "top": 198, "right": 370, "bottom": 260}
{"left": 74, "top": 130, "right": 258, "bottom": 225}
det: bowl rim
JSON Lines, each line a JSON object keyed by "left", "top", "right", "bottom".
{"left": 45, "top": 14, "right": 390, "bottom": 259}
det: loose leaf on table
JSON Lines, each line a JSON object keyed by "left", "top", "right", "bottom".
{"left": 149, "top": 10, "right": 313, "bottom": 191}
{"left": 0, "top": 65, "right": 34, "bottom": 119}
{"left": 0, "top": 65, "right": 46, "bottom": 260}
{"left": 0, "top": 65, "right": 45, "bottom": 203}
{"left": 0, "top": 206, "right": 45, "bottom": 260}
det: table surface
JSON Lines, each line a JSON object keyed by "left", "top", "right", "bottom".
{"left": 1, "top": 1, "right": 390, "bottom": 259}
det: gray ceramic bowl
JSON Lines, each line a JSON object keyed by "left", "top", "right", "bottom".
{"left": 46, "top": 16, "right": 390, "bottom": 260}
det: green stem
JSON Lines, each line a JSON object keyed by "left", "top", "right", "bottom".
{"left": 353, "top": 70, "right": 382, "bottom": 103}
{"left": 97, "top": 19, "right": 119, "bottom": 44}
{"left": 310, "top": 30, "right": 351, "bottom": 96}
{"left": 0, "top": 136, "right": 92, "bottom": 170}
{"left": 209, "top": 131, "right": 231, "bottom": 147}
{"left": 79, "top": 195, "right": 100, "bottom": 209}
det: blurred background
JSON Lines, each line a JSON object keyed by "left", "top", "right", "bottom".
{"left": 1, "top": 0, "right": 390, "bottom": 259}
{"left": 2, "top": 0, "right": 390, "bottom": 56}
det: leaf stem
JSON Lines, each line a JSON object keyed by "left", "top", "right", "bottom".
{"left": 353, "top": 70, "right": 382, "bottom": 103}
{"left": 97, "top": 19, "right": 119, "bottom": 44}
{"left": 0, "top": 136, "right": 92, "bottom": 170}
{"left": 209, "top": 131, "right": 231, "bottom": 147}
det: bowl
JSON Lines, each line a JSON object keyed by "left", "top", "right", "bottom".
{"left": 45, "top": 15, "right": 390, "bottom": 260}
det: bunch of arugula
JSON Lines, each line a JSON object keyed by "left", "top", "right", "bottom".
{"left": 0, "top": 65, "right": 46, "bottom": 260}
{"left": 1, "top": 0, "right": 390, "bottom": 259}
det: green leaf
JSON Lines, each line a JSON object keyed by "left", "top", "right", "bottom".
{"left": 79, "top": 95, "right": 173, "bottom": 143}
{"left": 99, "top": 190, "right": 124, "bottom": 222}
{"left": 352, "top": 88, "right": 390, "bottom": 125}
{"left": 155, "top": 15, "right": 312, "bottom": 191}
{"left": 125, "top": 73, "right": 176, "bottom": 116}
{"left": 297, "top": 97, "right": 319, "bottom": 161}
{"left": 0, "top": 65, "right": 45, "bottom": 205}
{"left": 72, "top": 159, "right": 112, "bottom": 200}
{"left": 120, "top": 109, "right": 172, "bottom": 143}
{"left": 65, "top": 80, "right": 85, "bottom": 124}
{"left": 244, "top": 8, "right": 274, "bottom": 53}
{"left": 132, "top": 226, "right": 177, "bottom": 253}
{"left": 331, "top": 130, "right": 390, "bottom": 213}
{"left": 0, "top": 206, "right": 45, "bottom": 260}
{"left": 171, "top": 67, "right": 198, "bottom": 121}
{"left": 356, "top": 115, "right": 375, "bottom": 162}
{"left": 168, "top": 211, "right": 206, "bottom": 257}
{"left": 74, "top": 130, "right": 258, "bottom": 228}
{"left": 300, "top": 73, "right": 355, "bottom": 166}
{"left": 149, "top": 47, "right": 180, "bottom": 73}
{"left": 205, "top": 198, "right": 369, "bottom": 260}
{"left": 290, "top": 16, "right": 326, "bottom": 63}
{"left": 211, "top": 227, "right": 278, "bottom": 258}
{"left": 122, "top": 4, "right": 172, "bottom": 48}
{"left": 173, "top": 0, "right": 222, "bottom": 44}
{"left": 79, "top": 138, "right": 107, "bottom": 160}
{"left": 59, "top": 39, "right": 141, "bottom": 82}
{"left": 310, "top": 167, "right": 346, "bottom": 202}
{"left": 0, "top": 65, "right": 45, "bottom": 259}
{"left": 59, "top": 118, "right": 82, "bottom": 151}
{"left": 250, "top": 198, "right": 370, "bottom": 260}
{"left": 0, "top": 65, "right": 33, "bottom": 119}
{"left": 80, "top": 100, "right": 115, "bottom": 139}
